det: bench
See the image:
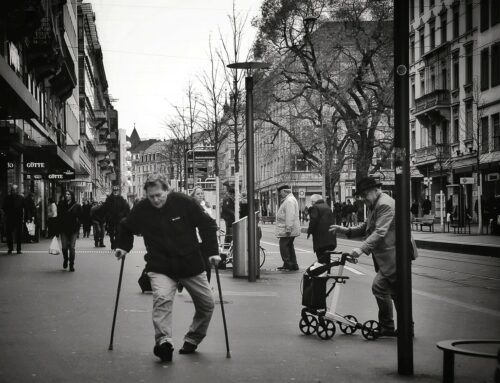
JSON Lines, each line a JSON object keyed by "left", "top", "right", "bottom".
{"left": 436, "top": 339, "right": 500, "bottom": 383}
{"left": 413, "top": 214, "right": 435, "bottom": 232}
{"left": 261, "top": 216, "right": 276, "bottom": 224}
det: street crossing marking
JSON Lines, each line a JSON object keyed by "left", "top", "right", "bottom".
{"left": 344, "top": 266, "right": 364, "bottom": 275}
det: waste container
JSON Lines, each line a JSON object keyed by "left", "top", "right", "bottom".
{"left": 232, "top": 215, "right": 260, "bottom": 278}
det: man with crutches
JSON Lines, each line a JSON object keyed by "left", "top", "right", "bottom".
{"left": 114, "top": 174, "right": 221, "bottom": 362}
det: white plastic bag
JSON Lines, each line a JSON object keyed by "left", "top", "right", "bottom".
{"left": 49, "top": 236, "right": 60, "bottom": 255}
{"left": 26, "top": 221, "right": 35, "bottom": 236}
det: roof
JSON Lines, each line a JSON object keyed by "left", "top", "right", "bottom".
{"left": 130, "top": 139, "right": 160, "bottom": 153}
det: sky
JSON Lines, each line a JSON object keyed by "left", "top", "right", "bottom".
{"left": 88, "top": 0, "right": 263, "bottom": 140}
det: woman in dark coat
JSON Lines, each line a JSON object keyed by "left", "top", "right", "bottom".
{"left": 57, "top": 191, "right": 81, "bottom": 272}
{"left": 81, "top": 199, "right": 92, "bottom": 238}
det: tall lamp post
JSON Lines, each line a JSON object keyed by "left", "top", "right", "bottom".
{"left": 227, "top": 61, "right": 270, "bottom": 282}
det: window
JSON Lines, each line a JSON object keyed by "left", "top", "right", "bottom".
{"left": 430, "top": 20, "right": 436, "bottom": 50}
{"left": 411, "top": 82, "right": 416, "bottom": 107}
{"left": 453, "top": 5, "right": 460, "bottom": 38}
{"left": 465, "top": 0, "right": 473, "bottom": 31}
{"left": 410, "top": 0, "right": 415, "bottom": 20}
{"left": 291, "top": 154, "right": 308, "bottom": 171}
{"left": 441, "top": 12, "right": 447, "bottom": 43}
{"left": 493, "top": 114, "right": 500, "bottom": 150}
{"left": 419, "top": 30, "right": 425, "bottom": 57}
{"left": 419, "top": 0, "right": 424, "bottom": 14}
{"left": 430, "top": 0, "right": 434, "bottom": 7}
{"left": 441, "top": 66, "right": 448, "bottom": 89}
{"left": 410, "top": 36, "right": 415, "bottom": 64}
{"left": 453, "top": 107, "right": 460, "bottom": 142}
{"left": 442, "top": 120, "right": 449, "bottom": 144}
{"left": 493, "top": 0, "right": 500, "bottom": 26}
{"left": 481, "top": 48, "right": 490, "bottom": 90}
{"left": 430, "top": 124, "right": 437, "bottom": 145}
{"left": 230, "top": 166, "right": 235, "bottom": 176}
{"left": 465, "top": 101, "right": 473, "bottom": 140}
{"left": 420, "top": 70, "right": 425, "bottom": 95}
{"left": 492, "top": 43, "right": 500, "bottom": 87}
{"left": 430, "top": 66, "right": 436, "bottom": 91}
{"left": 453, "top": 51, "right": 460, "bottom": 90}
{"left": 465, "top": 44, "right": 473, "bottom": 85}
{"left": 411, "top": 125, "right": 416, "bottom": 153}
{"left": 481, "top": 117, "right": 489, "bottom": 153}
{"left": 481, "top": 0, "right": 490, "bottom": 31}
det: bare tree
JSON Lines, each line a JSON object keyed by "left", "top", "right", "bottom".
{"left": 253, "top": 0, "right": 394, "bottom": 201}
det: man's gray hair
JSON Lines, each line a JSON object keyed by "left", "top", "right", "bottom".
{"left": 310, "top": 194, "right": 322, "bottom": 204}
{"left": 143, "top": 173, "right": 170, "bottom": 191}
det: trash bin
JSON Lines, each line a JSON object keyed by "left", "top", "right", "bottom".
{"left": 232, "top": 216, "right": 260, "bottom": 278}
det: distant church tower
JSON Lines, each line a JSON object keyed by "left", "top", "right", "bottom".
{"left": 129, "top": 124, "right": 141, "bottom": 148}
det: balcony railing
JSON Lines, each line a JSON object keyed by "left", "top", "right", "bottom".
{"left": 413, "top": 144, "right": 450, "bottom": 165}
{"left": 414, "top": 89, "right": 450, "bottom": 114}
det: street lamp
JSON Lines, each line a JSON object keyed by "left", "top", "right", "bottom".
{"left": 227, "top": 61, "right": 270, "bottom": 282}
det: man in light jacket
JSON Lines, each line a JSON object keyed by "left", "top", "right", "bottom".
{"left": 275, "top": 185, "right": 300, "bottom": 271}
{"left": 330, "top": 177, "right": 418, "bottom": 337}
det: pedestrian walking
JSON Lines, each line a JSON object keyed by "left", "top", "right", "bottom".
{"left": 104, "top": 186, "right": 130, "bottom": 250}
{"left": 422, "top": 196, "right": 432, "bottom": 215}
{"left": 47, "top": 197, "right": 58, "bottom": 238}
{"left": 2, "top": 185, "right": 24, "bottom": 254}
{"left": 345, "top": 199, "right": 353, "bottom": 227}
{"left": 191, "top": 186, "right": 214, "bottom": 283}
{"left": 115, "top": 174, "right": 220, "bottom": 362}
{"left": 410, "top": 199, "right": 419, "bottom": 221}
{"left": 352, "top": 198, "right": 360, "bottom": 226}
{"left": 239, "top": 191, "right": 248, "bottom": 219}
{"left": 81, "top": 199, "right": 92, "bottom": 238}
{"left": 306, "top": 194, "right": 337, "bottom": 264}
{"left": 221, "top": 182, "right": 235, "bottom": 246}
{"left": 57, "top": 190, "right": 82, "bottom": 272}
{"left": 341, "top": 201, "right": 349, "bottom": 227}
{"left": 24, "top": 193, "right": 36, "bottom": 243}
{"left": 90, "top": 200, "right": 106, "bottom": 247}
{"left": 330, "top": 177, "right": 418, "bottom": 337}
{"left": 275, "top": 184, "right": 300, "bottom": 271}
{"left": 333, "top": 201, "right": 342, "bottom": 225}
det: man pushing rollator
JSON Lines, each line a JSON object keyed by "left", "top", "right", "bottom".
{"left": 114, "top": 174, "right": 221, "bottom": 362}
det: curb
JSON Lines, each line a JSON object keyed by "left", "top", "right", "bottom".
{"left": 414, "top": 239, "right": 500, "bottom": 257}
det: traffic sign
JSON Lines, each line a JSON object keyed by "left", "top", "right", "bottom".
{"left": 460, "top": 177, "right": 475, "bottom": 185}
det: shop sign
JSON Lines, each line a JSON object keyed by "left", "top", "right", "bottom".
{"left": 24, "top": 174, "right": 43, "bottom": 180}
{"left": 24, "top": 161, "right": 46, "bottom": 171}
{"left": 63, "top": 170, "right": 75, "bottom": 179}
{"left": 7, "top": 162, "right": 15, "bottom": 169}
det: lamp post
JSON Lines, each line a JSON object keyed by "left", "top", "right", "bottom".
{"left": 227, "top": 61, "right": 270, "bottom": 282}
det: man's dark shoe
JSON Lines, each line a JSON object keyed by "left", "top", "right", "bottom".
{"left": 69, "top": 266, "right": 75, "bottom": 272}
{"left": 16, "top": 250, "right": 22, "bottom": 254}
{"left": 63, "top": 260, "right": 68, "bottom": 269}
{"left": 99, "top": 243, "right": 106, "bottom": 248}
{"left": 179, "top": 341, "right": 197, "bottom": 354}
{"left": 378, "top": 328, "right": 397, "bottom": 337}
{"left": 290, "top": 264, "right": 299, "bottom": 271}
{"left": 277, "top": 265, "right": 289, "bottom": 271}
{"left": 154, "top": 341, "right": 174, "bottom": 362}
{"left": 7, "top": 250, "right": 12, "bottom": 254}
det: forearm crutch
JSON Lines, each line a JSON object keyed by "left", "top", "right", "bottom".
{"left": 108, "top": 256, "right": 125, "bottom": 351}
{"left": 214, "top": 264, "right": 231, "bottom": 358}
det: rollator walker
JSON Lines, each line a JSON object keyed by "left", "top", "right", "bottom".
{"left": 299, "top": 251, "right": 380, "bottom": 340}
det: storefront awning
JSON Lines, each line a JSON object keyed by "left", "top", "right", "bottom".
{"left": 23, "top": 144, "right": 74, "bottom": 173}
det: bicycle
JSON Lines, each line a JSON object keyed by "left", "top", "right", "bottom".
{"left": 218, "top": 229, "right": 266, "bottom": 269}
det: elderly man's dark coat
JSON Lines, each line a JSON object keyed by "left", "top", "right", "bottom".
{"left": 307, "top": 199, "right": 336, "bottom": 252}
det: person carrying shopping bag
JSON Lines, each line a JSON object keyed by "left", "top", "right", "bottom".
{"left": 57, "top": 191, "right": 81, "bottom": 272}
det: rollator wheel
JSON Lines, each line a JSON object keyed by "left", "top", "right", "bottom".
{"left": 339, "top": 314, "right": 358, "bottom": 335}
{"left": 361, "top": 320, "right": 380, "bottom": 340}
{"left": 316, "top": 318, "right": 336, "bottom": 340}
{"left": 299, "top": 314, "right": 318, "bottom": 335}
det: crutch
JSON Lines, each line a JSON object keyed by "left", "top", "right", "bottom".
{"left": 214, "top": 263, "right": 231, "bottom": 358}
{"left": 108, "top": 255, "right": 126, "bottom": 351}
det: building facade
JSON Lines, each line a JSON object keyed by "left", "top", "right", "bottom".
{"left": 409, "top": 0, "right": 500, "bottom": 223}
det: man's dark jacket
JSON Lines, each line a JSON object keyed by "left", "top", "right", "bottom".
{"left": 117, "top": 192, "right": 218, "bottom": 279}
{"left": 104, "top": 194, "right": 130, "bottom": 225}
{"left": 2, "top": 193, "right": 25, "bottom": 224}
{"left": 307, "top": 199, "right": 337, "bottom": 252}
{"left": 221, "top": 195, "right": 235, "bottom": 223}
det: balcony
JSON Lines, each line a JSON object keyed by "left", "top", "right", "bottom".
{"left": 414, "top": 89, "right": 451, "bottom": 124}
{"left": 50, "top": 38, "right": 77, "bottom": 102}
{"left": 413, "top": 144, "right": 450, "bottom": 166}
{"left": 0, "top": 0, "right": 44, "bottom": 41}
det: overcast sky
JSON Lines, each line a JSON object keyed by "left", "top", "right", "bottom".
{"left": 88, "top": 0, "right": 263, "bottom": 140}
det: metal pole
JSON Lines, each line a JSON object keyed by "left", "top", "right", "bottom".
{"left": 108, "top": 256, "right": 126, "bottom": 350}
{"left": 245, "top": 76, "right": 257, "bottom": 282}
{"left": 394, "top": 0, "right": 413, "bottom": 375}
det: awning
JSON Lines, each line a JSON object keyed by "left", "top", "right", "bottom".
{"left": 23, "top": 144, "right": 74, "bottom": 173}
{"left": 0, "top": 55, "right": 40, "bottom": 119}
{"left": 410, "top": 166, "right": 424, "bottom": 178}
